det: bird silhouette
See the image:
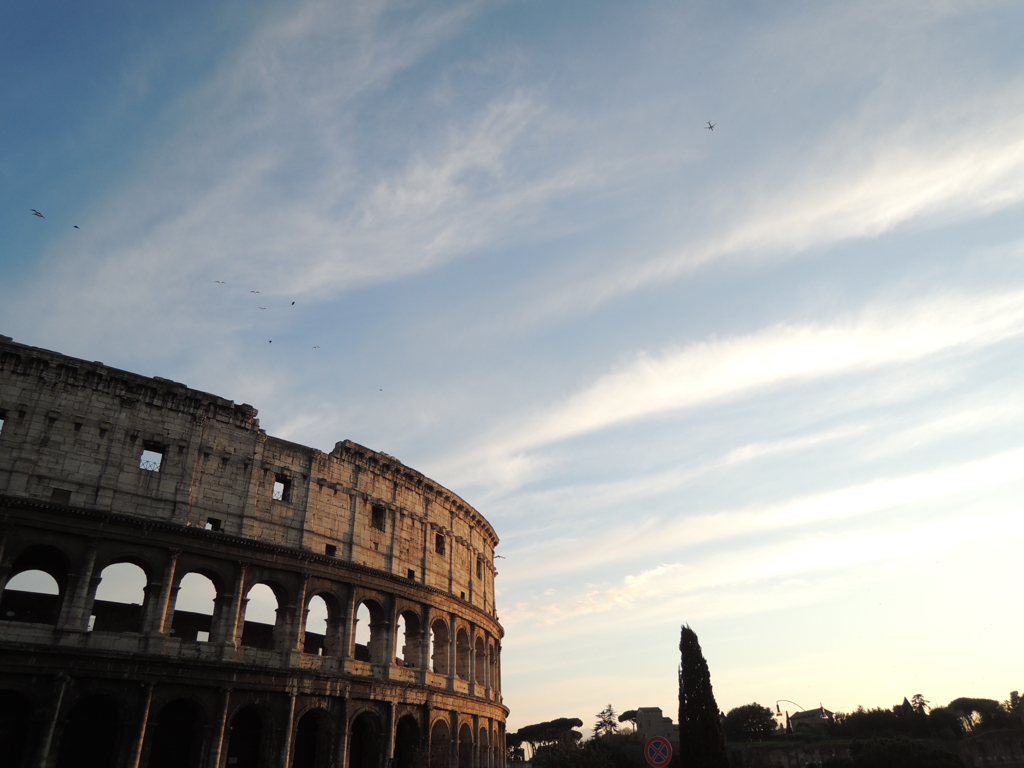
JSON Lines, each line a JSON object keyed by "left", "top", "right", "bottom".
{"left": 214, "top": 280, "right": 225, "bottom": 284}
{"left": 31, "top": 209, "right": 44, "bottom": 218}
{"left": 73, "top": 225, "right": 79, "bottom": 229}
{"left": 291, "top": 301, "right": 295, "bottom": 305}
{"left": 258, "top": 307, "right": 266, "bottom": 310}
{"left": 250, "top": 290, "right": 260, "bottom": 294}
{"left": 312, "top": 346, "right": 320, "bottom": 349}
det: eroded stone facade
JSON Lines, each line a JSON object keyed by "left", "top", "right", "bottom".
{"left": 0, "top": 335, "right": 506, "bottom": 768}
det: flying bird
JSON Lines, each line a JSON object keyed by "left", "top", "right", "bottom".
{"left": 706, "top": 121, "right": 716, "bottom": 131}
{"left": 31, "top": 209, "right": 44, "bottom": 218}
{"left": 258, "top": 307, "right": 266, "bottom": 310}
{"left": 291, "top": 301, "right": 295, "bottom": 305}
{"left": 73, "top": 225, "right": 79, "bottom": 229}
{"left": 250, "top": 290, "right": 260, "bottom": 294}
{"left": 312, "top": 346, "right": 319, "bottom": 349}
{"left": 214, "top": 280, "right": 225, "bottom": 284}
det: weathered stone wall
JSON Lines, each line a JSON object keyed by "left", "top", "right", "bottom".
{"left": 0, "top": 335, "right": 507, "bottom": 768}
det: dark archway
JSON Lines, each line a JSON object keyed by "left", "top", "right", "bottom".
{"left": 54, "top": 694, "right": 121, "bottom": 768}
{"left": 0, "top": 545, "right": 69, "bottom": 625}
{"left": 458, "top": 723, "right": 473, "bottom": 768}
{"left": 292, "top": 709, "right": 332, "bottom": 768}
{"left": 394, "top": 714, "right": 421, "bottom": 768}
{"left": 429, "top": 720, "right": 450, "bottom": 768}
{"left": 226, "top": 706, "right": 265, "bottom": 768}
{"left": 348, "top": 711, "right": 381, "bottom": 768}
{"left": 0, "top": 690, "right": 33, "bottom": 768}
{"left": 146, "top": 699, "right": 203, "bottom": 768}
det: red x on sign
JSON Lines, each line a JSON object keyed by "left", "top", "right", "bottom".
{"left": 644, "top": 735, "right": 673, "bottom": 767}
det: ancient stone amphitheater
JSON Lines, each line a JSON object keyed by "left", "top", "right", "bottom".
{"left": 0, "top": 336, "right": 506, "bottom": 768}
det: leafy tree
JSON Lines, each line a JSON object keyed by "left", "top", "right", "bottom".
{"left": 910, "top": 694, "right": 929, "bottom": 713}
{"left": 723, "top": 703, "right": 777, "bottom": 742}
{"left": 948, "top": 697, "right": 1008, "bottom": 733}
{"left": 533, "top": 737, "right": 614, "bottom": 768}
{"left": 595, "top": 704, "right": 619, "bottom": 737}
{"left": 512, "top": 718, "right": 583, "bottom": 759}
{"left": 618, "top": 710, "right": 638, "bottom": 731}
{"left": 678, "top": 624, "right": 729, "bottom": 768}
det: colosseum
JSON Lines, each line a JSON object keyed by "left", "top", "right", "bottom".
{"left": 0, "top": 335, "right": 507, "bottom": 768}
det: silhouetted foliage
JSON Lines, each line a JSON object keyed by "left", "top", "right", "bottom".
{"left": 948, "top": 697, "right": 1013, "bottom": 733}
{"left": 511, "top": 718, "right": 583, "bottom": 759}
{"left": 618, "top": 710, "right": 638, "bottom": 730}
{"left": 723, "top": 703, "right": 777, "bottom": 742}
{"left": 533, "top": 737, "right": 614, "bottom": 768}
{"left": 678, "top": 625, "right": 729, "bottom": 768}
{"left": 595, "top": 704, "right": 619, "bottom": 737}
{"left": 838, "top": 737, "right": 965, "bottom": 768}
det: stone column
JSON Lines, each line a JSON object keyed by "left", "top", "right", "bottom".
{"left": 446, "top": 613, "right": 457, "bottom": 689}
{"left": 281, "top": 574, "right": 309, "bottom": 660}
{"left": 383, "top": 701, "right": 395, "bottom": 768}
{"left": 448, "top": 711, "right": 459, "bottom": 768}
{"left": 35, "top": 673, "right": 69, "bottom": 768}
{"left": 216, "top": 563, "right": 248, "bottom": 651}
{"left": 335, "top": 697, "right": 350, "bottom": 768}
{"left": 57, "top": 543, "right": 97, "bottom": 632}
{"left": 127, "top": 683, "right": 155, "bottom": 768}
{"left": 143, "top": 550, "right": 180, "bottom": 635}
{"left": 279, "top": 691, "right": 296, "bottom": 768}
{"left": 467, "top": 624, "right": 477, "bottom": 692}
{"left": 207, "top": 688, "right": 232, "bottom": 768}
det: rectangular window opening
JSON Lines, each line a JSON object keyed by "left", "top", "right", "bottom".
{"left": 205, "top": 518, "right": 222, "bottom": 532}
{"left": 87, "top": 615, "right": 96, "bottom": 632}
{"left": 272, "top": 474, "right": 291, "bottom": 502}
{"left": 325, "top": 544, "right": 337, "bottom": 557}
{"left": 139, "top": 443, "right": 165, "bottom": 472}
{"left": 477, "top": 560, "right": 483, "bottom": 579}
{"left": 50, "top": 488, "right": 72, "bottom": 505}
{"left": 74, "top": 422, "right": 83, "bottom": 432}
{"left": 371, "top": 504, "right": 386, "bottom": 532}
{"left": 196, "top": 630, "right": 210, "bottom": 643}
{"left": 0, "top": 411, "right": 6, "bottom": 436}
{"left": 407, "top": 569, "right": 416, "bottom": 580}
{"left": 435, "top": 533, "right": 446, "bottom": 556}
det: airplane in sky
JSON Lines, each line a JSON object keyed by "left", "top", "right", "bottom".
{"left": 706, "top": 121, "right": 716, "bottom": 131}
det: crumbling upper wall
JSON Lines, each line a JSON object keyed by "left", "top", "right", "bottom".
{"left": 0, "top": 336, "right": 498, "bottom": 613}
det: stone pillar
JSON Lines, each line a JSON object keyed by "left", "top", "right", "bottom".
{"left": 335, "top": 698, "right": 350, "bottom": 768}
{"left": 207, "top": 688, "right": 232, "bottom": 768}
{"left": 35, "top": 673, "right": 69, "bottom": 768}
{"left": 143, "top": 550, "right": 180, "bottom": 635}
{"left": 127, "top": 683, "right": 155, "bottom": 768}
{"left": 467, "top": 624, "right": 477, "bottom": 691}
{"left": 448, "top": 711, "right": 459, "bottom": 768}
{"left": 383, "top": 701, "right": 395, "bottom": 768}
{"left": 342, "top": 589, "right": 356, "bottom": 660}
{"left": 280, "top": 691, "right": 296, "bottom": 768}
{"left": 446, "top": 614, "right": 457, "bottom": 689}
{"left": 57, "top": 543, "right": 97, "bottom": 632}
{"left": 216, "top": 563, "right": 248, "bottom": 650}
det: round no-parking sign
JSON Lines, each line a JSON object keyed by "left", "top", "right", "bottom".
{"left": 644, "top": 735, "right": 673, "bottom": 767}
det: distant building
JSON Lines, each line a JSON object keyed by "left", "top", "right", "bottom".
{"left": 635, "top": 707, "right": 680, "bottom": 752}
{"left": 787, "top": 706, "right": 834, "bottom": 733}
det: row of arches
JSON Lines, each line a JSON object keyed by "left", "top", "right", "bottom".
{"left": 0, "top": 543, "right": 501, "bottom": 692}
{"left": 0, "top": 688, "right": 504, "bottom": 768}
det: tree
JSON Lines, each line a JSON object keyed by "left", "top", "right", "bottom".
{"left": 595, "top": 705, "right": 618, "bottom": 738}
{"left": 723, "top": 703, "right": 777, "bottom": 742}
{"left": 910, "top": 694, "right": 929, "bottom": 713}
{"left": 618, "top": 710, "right": 638, "bottom": 731}
{"left": 678, "top": 625, "right": 729, "bottom": 768}
{"left": 512, "top": 718, "right": 584, "bottom": 759}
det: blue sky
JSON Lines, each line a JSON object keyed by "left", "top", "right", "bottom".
{"left": 4, "top": 0, "right": 1024, "bottom": 732}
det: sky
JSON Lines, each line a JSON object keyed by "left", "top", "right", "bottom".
{"left": 3, "top": 0, "right": 1024, "bottom": 734}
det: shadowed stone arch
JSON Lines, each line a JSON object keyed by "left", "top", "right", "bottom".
{"left": 292, "top": 707, "right": 332, "bottom": 768}
{"left": 0, "top": 689, "right": 33, "bottom": 767}
{"left": 429, "top": 719, "right": 451, "bottom": 768}
{"left": 458, "top": 723, "right": 473, "bottom": 768}
{"left": 348, "top": 710, "right": 382, "bottom": 768}
{"left": 430, "top": 619, "right": 450, "bottom": 675}
{"left": 455, "top": 628, "right": 470, "bottom": 680}
{"left": 353, "top": 598, "right": 387, "bottom": 663}
{"left": 55, "top": 693, "right": 122, "bottom": 768}
{"left": 226, "top": 705, "right": 271, "bottom": 768}
{"left": 396, "top": 609, "right": 423, "bottom": 667}
{"left": 394, "top": 714, "right": 422, "bottom": 768}
{"left": 145, "top": 698, "right": 205, "bottom": 768}
{"left": 0, "top": 544, "right": 71, "bottom": 625}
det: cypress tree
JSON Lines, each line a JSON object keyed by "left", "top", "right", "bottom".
{"left": 678, "top": 625, "right": 729, "bottom": 768}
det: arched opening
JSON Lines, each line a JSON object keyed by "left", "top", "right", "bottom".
{"left": 394, "top": 714, "right": 421, "bottom": 768}
{"left": 429, "top": 720, "right": 450, "bottom": 768}
{"left": 458, "top": 723, "right": 473, "bottom": 768}
{"left": 455, "top": 628, "right": 470, "bottom": 680}
{"left": 353, "top": 600, "right": 386, "bottom": 663}
{"left": 171, "top": 573, "right": 216, "bottom": 643}
{"left": 92, "top": 562, "right": 148, "bottom": 633}
{"left": 303, "top": 595, "right": 328, "bottom": 655}
{"left": 474, "top": 636, "right": 486, "bottom": 685}
{"left": 226, "top": 706, "right": 265, "bottom": 768}
{"left": 396, "top": 611, "right": 422, "bottom": 668}
{"left": 0, "top": 689, "right": 33, "bottom": 767}
{"left": 430, "top": 620, "right": 450, "bottom": 675}
{"left": 55, "top": 694, "right": 121, "bottom": 768}
{"left": 292, "top": 709, "right": 332, "bottom": 768}
{"left": 241, "top": 583, "right": 279, "bottom": 650}
{"left": 478, "top": 727, "right": 489, "bottom": 768}
{"left": 146, "top": 699, "right": 203, "bottom": 768}
{"left": 348, "top": 711, "right": 381, "bottom": 768}
{"left": 0, "top": 545, "right": 69, "bottom": 624}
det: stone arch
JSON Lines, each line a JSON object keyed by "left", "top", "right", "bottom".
{"left": 145, "top": 698, "right": 205, "bottom": 768}
{"left": 226, "top": 705, "right": 271, "bottom": 768}
{"left": 292, "top": 707, "right": 332, "bottom": 768}
{"left": 0, "top": 689, "right": 33, "bottom": 767}
{"left": 241, "top": 582, "right": 281, "bottom": 650}
{"left": 0, "top": 544, "right": 70, "bottom": 624}
{"left": 54, "top": 693, "right": 122, "bottom": 768}
{"left": 394, "top": 714, "right": 422, "bottom": 768}
{"left": 458, "top": 722, "right": 473, "bottom": 768}
{"left": 353, "top": 598, "right": 387, "bottom": 663}
{"left": 455, "top": 627, "right": 470, "bottom": 680}
{"left": 348, "top": 709, "right": 382, "bottom": 768}
{"left": 92, "top": 561, "right": 148, "bottom": 633}
{"left": 430, "top": 618, "right": 450, "bottom": 675}
{"left": 396, "top": 610, "right": 422, "bottom": 668}
{"left": 170, "top": 572, "right": 217, "bottom": 643}
{"left": 478, "top": 725, "right": 489, "bottom": 768}
{"left": 474, "top": 635, "right": 486, "bottom": 685}
{"left": 429, "top": 719, "right": 451, "bottom": 768}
